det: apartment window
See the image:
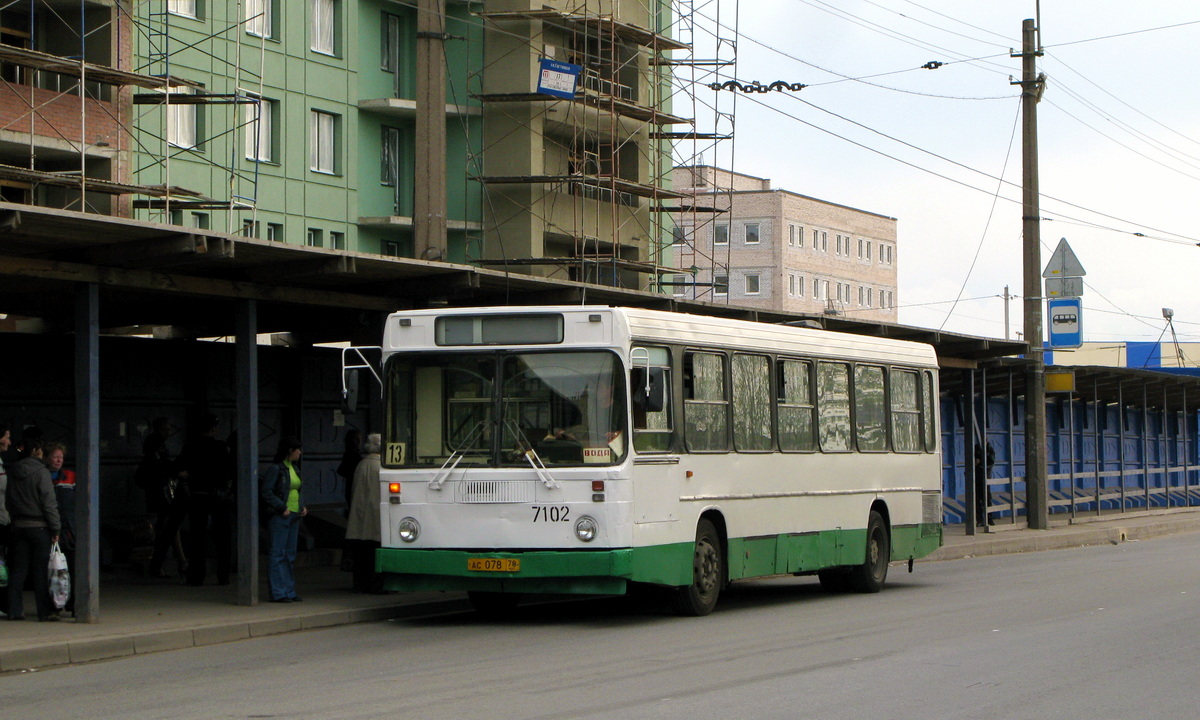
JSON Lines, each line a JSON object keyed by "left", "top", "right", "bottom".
{"left": 866, "top": 241, "right": 872, "bottom": 261}
{"left": 381, "top": 12, "right": 402, "bottom": 72}
{"left": 311, "top": 0, "right": 337, "bottom": 56}
{"left": 788, "top": 273, "right": 796, "bottom": 296}
{"left": 745, "top": 273, "right": 760, "bottom": 295}
{"left": 714, "top": 274, "right": 728, "bottom": 296}
{"left": 381, "top": 126, "right": 401, "bottom": 187}
{"left": 714, "top": 224, "right": 728, "bottom": 246}
{"left": 306, "top": 228, "right": 323, "bottom": 247}
{"left": 885, "top": 245, "right": 894, "bottom": 264}
{"left": 820, "top": 231, "right": 828, "bottom": 252}
{"left": 331, "top": 231, "right": 345, "bottom": 250}
{"left": 798, "top": 276, "right": 805, "bottom": 297}
{"left": 242, "top": 220, "right": 260, "bottom": 238}
{"left": 671, "top": 226, "right": 686, "bottom": 245}
{"left": 858, "top": 286, "right": 865, "bottom": 306}
{"left": 867, "top": 287, "right": 874, "bottom": 307}
{"left": 310, "top": 110, "right": 337, "bottom": 173}
{"left": 168, "top": 1, "right": 198, "bottom": 19}
{"left": 672, "top": 274, "right": 687, "bottom": 297}
{"left": 166, "top": 88, "right": 198, "bottom": 150}
{"left": 246, "top": 0, "right": 273, "bottom": 38}
{"left": 788, "top": 224, "right": 797, "bottom": 247}
{"left": 812, "top": 229, "right": 819, "bottom": 250}
{"left": 266, "top": 222, "right": 283, "bottom": 242}
{"left": 244, "top": 96, "right": 275, "bottom": 162}
{"left": 383, "top": 240, "right": 400, "bottom": 257}
{"left": 745, "top": 223, "right": 760, "bottom": 245}
{"left": 190, "top": 212, "right": 209, "bottom": 229}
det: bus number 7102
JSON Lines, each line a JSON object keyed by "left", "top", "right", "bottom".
{"left": 532, "top": 505, "right": 570, "bottom": 523}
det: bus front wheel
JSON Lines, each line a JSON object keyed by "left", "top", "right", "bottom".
{"left": 672, "top": 518, "right": 723, "bottom": 616}
{"left": 847, "top": 510, "right": 890, "bottom": 593}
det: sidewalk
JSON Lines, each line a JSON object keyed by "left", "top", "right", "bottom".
{"left": 3, "top": 508, "right": 1198, "bottom": 674}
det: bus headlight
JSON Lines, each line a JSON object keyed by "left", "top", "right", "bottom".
{"left": 574, "top": 515, "right": 598, "bottom": 543}
{"left": 398, "top": 517, "right": 420, "bottom": 543}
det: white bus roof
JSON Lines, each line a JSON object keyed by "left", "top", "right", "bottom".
{"left": 385, "top": 306, "right": 938, "bottom": 368}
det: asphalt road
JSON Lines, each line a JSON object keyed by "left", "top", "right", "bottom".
{"left": 3, "top": 534, "right": 1197, "bottom": 719}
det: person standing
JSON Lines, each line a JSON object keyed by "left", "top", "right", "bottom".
{"left": 345, "top": 433, "right": 383, "bottom": 593}
{"left": 260, "top": 436, "right": 307, "bottom": 603}
{"left": 177, "top": 414, "right": 232, "bottom": 586}
{"left": 5, "top": 438, "right": 60, "bottom": 621}
{"left": 44, "top": 443, "right": 76, "bottom": 615}
{"left": 0, "top": 424, "right": 11, "bottom": 617}
{"left": 141, "top": 418, "right": 189, "bottom": 578}
{"left": 337, "top": 429, "right": 362, "bottom": 513}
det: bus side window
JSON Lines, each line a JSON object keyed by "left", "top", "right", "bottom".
{"left": 632, "top": 347, "right": 672, "bottom": 452}
{"left": 684, "top": 351, "right": 729, "bottom": 452}
{"left": 778, "top": 359, "right": 815, "bottom": 452}
{"left": 816, "top": 361, "right": 851, "bottom": 452}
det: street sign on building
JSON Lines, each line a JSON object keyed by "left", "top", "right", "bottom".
{"left": 1048, "top": 296, "right": 1083, "bottom": 349}
{"left": 537, "top": 59, "right": 581, "bottom": 99}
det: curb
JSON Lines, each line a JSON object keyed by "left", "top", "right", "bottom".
{"left": 0, "top": 599, "right": 469, "bottom": 675}
{"left": 928, "top": 515, "right": 1200, "bottom": 562}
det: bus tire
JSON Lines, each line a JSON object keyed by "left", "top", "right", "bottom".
{"left": 672, "top": 518, "right": 723, "bottom": 616}
{"left": 847, "top": 510, "right": 890, "bottom": 593}
{"left": 468, "top": 591, "right": 522, "bottom": 616}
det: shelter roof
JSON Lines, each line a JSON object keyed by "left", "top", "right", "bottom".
{"left": 0, "top": 202, "right": 1025, "bottom": 361}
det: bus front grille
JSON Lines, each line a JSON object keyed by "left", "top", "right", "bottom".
{"left": 456, "top": 480, "right": 536, "bottom": 504}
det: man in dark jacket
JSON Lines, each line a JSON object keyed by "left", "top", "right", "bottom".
{"left": 176, "top": 414, "right": 232, "bottom": 586}
{"left": 5, "top": 439, "right": 61, "bottom": 621}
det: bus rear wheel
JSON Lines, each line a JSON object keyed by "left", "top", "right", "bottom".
{"left": 847, "top": 510, "right": 890, "bottom": 593}
{"left": 672, "top": 518, "right": 723, "bottom": 616}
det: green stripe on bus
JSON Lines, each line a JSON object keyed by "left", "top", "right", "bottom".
{"left": 377, "top": 522, "right": 942, "bottom": 593}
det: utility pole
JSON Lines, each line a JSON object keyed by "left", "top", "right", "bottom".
{"left": 415, "top": 0, "right": 448, "bottom": 262}
{"left": 1003, "top": 284, "right": 1011, "bottom": 340}
{"left": 1013, "top": 18, "right": 1049, "bottom": 529}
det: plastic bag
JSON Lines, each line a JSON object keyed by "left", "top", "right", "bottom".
{"left": 48, "top": 541, "right": 70, "bottom": 609}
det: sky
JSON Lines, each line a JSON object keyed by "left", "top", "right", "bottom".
{"left": 689, "top": 0, "right": 1200, "bottom": 345}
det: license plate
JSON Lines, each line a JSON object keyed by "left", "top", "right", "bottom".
{"left": 467, "top": 558, "right": 520, "bottom": 572}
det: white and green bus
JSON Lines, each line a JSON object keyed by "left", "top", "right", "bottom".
{"left": 371, "top": 306, "right": 942, "bottom": 615}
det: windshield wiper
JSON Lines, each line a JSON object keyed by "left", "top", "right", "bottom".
{"left": 429, "top": 420, "right": 487, "bottom": 490}
{"left": 503, "top": 418, "right": 560, "bottom": 489}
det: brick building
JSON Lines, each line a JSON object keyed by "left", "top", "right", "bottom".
{"left": 668, "top": 165, "right": 899, "bottom": 322}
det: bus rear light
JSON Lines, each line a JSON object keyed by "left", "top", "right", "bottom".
{"left": 591, "top": 480, "right": 605, "bottom": 492}
{"left": 389, "top": 482, "right": 401, "bottom": 494}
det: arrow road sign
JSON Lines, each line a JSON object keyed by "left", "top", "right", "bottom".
{"left": 1042, "top": 237, "right": 1086, "bottom": 279}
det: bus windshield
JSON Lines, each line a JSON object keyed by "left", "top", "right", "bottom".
{"left": 385, "top": 350, "right": 627, "bottom": 468}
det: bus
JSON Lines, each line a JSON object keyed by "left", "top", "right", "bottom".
{"left": 364, "top": 305, "right": 942, "bottom": 616}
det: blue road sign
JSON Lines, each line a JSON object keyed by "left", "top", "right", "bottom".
{"left": 537, "top": 59, "right": 581, "bottom": 99}
{"left": 1048, "top": 297, "right": 1083, "bottom": 349}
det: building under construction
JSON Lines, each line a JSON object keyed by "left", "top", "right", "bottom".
{"left": 0, "top": 0, "right": 741, "bottom": 293}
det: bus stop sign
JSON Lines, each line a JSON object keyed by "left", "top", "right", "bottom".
{"left": 1048, "top": 297, "right": 1083, "bottom": 349}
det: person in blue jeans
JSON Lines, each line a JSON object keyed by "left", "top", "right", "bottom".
{"left": 260, "top": 436, "right": 306, "bottom": 603}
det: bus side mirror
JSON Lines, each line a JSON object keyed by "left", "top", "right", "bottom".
{"left": 342, "top": 369, "right": 359, "bottom": 414}
{"left": 631, "top": 367, "right": 665, "bottom": 414}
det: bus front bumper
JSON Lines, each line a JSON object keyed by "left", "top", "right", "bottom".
{"left": 377, "top": 547, "right": 636, "bottom": 595}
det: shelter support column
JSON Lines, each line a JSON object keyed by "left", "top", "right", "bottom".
{"left": 74, "top": 282, "right": 100, "bottom": 622}
{"left": 235, "top": 300, "right": 260, "bottom": 606}
{"left": 964, "top": 368, "right": 977, "bottom": 536}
